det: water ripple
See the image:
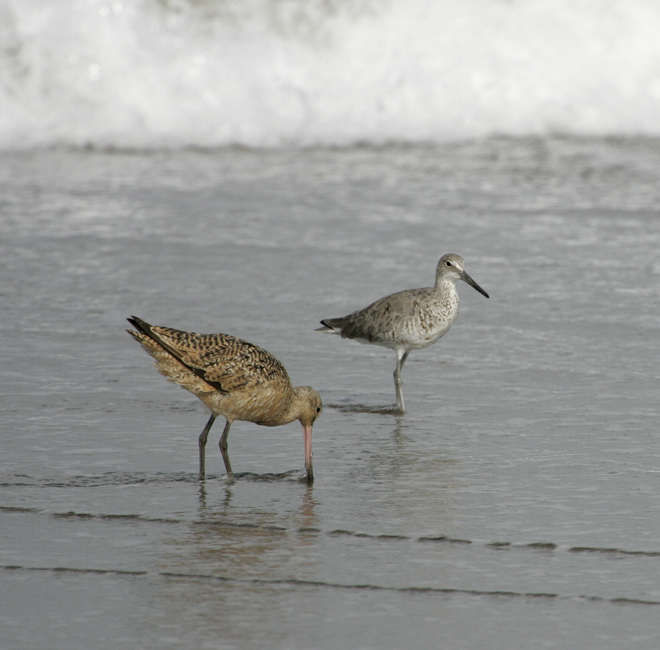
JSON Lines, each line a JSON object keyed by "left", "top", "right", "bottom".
{"left": 2, "top": 564, "right": 659, "bottom": 606}
{"left": 3, "top": 504, "right": 660, "bottom": 559}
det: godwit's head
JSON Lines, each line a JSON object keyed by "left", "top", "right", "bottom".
{"left": 292, "top": 386, "right": 322, "bottom": 483}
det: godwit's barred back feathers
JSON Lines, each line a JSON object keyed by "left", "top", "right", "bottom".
{"left": 127, "top": 316, "right": 322, "bottom": 482}
{"left": 316, "top": 253, "right": 488, "bottom": 413}
{"left": 127, "top": 317, "right": 292, "bottom": 398}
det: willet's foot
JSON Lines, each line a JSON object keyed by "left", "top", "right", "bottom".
{"left": 127, "top": 316, "right": 322, "bottom": 482}
{"left": 316, "top": 253, "right": 489, "bottom": 413}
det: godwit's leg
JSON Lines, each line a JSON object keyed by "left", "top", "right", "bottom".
{"left": 218, "top": 419, "right": 234, "bottom": 479}
{"left": 198, "top": 413, "right": 217, "bottom": 480}
{"left": 393, "top": 349, "right": 410, "bottom": 413}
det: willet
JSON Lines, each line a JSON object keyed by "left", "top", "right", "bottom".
{"left": 127, "top": 316, "right": 322, "bottom": 482}
{"left": 316, "top": 253, "right": 489, "bottom": 413}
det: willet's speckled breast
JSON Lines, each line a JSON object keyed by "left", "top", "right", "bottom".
{"left": 316, "top": 253, "right": 489, "bottom": 413}
{"left": 127, "top": 316, "right": 322, "bottom": 482}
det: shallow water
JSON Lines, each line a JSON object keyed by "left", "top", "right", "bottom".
{"left": 2, "top": 137, "right": 660, "bottom": 649}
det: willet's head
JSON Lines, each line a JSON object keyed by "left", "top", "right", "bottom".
{"left": 436, "top": 253, "right": 489, "bottom": 298}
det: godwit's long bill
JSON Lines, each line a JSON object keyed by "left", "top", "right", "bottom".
{"left": 316, "top": 253, "right": 489, "bottom": 413}
{"left": 127, "top": 316, "right": 322, "bottom": 482}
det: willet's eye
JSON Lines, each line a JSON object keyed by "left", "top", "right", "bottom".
{"left": 445, "top": 261, "right": 452, "bottom": 267}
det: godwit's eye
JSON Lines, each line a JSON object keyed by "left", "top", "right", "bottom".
{"left": 316, "top": 407, "right": 321, "bottom": 413}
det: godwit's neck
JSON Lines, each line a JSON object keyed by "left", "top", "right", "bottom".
{"left": 276, "top": 392, "right": 302, "bottom": 426}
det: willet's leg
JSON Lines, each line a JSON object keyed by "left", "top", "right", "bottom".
{"left": 219, "top": 419, "right": 234, "bottom": 479}
{"left": 198, "top": 413, "right": 218, "bottom": 480}
{"left": 393, "top": 349, "right": 410, "bottom": 413}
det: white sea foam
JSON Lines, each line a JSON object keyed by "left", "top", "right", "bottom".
{"left": 2, "top": 0, "right": 660, "bottom": 149}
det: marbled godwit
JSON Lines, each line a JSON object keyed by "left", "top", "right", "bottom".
{"left": 316, "top": 254, "right": 489, "bottom": 413}
{"left": 127, "top": 316, "right": 322, "bottom": 482}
